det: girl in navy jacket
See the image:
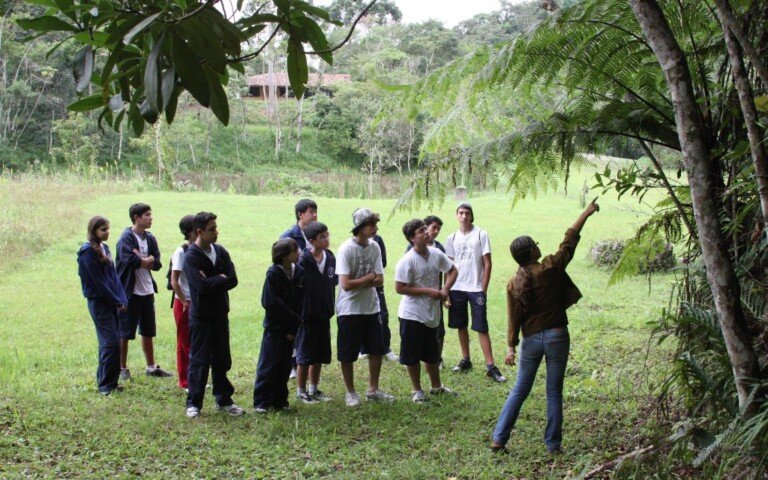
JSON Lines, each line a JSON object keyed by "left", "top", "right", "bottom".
{"left": 77, "top": 216, "right": 128, "bottom": 395}
{"left": 253, "top": 238, "right": 305, "bottom": 412}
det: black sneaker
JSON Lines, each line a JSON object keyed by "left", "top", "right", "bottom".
{"left": 486, "top": 365, "right": 507, "bottom": 383}
{"left": 146, "top": 365, "right": 173, "bottom": 378}
{"left": 452, "top": 358, "right": 473, "bottom": 373}
{"left": 296, "top": 392, "right": 318, "bottom": 404}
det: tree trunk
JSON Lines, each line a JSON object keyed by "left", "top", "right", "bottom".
{"left": 295, "top": 97, "right": 303, "bottom": 153}
{"left": 630, "top": 0, "right": 761, "bottom": 411}
{"left": 718, "top": 12, "right": 768, "bottom": 224}
{"left": 712, "top": 0, "right": 768, "bottom": 89}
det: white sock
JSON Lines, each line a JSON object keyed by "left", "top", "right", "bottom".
{"left": 308, "top": 384, "right": 318, "bottom": 394}
{"left": 297, "top": 387, "right": 306, "bottom": 395}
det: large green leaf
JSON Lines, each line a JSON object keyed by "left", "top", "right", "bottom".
{"left": 293, "top": 0, "right": 340, "bottom": 25}
{"left": 16, "top": 16, "right": 76, "bottom": 33}
{"left": 73, "top": 45, "right": 94, "bottom": 94}
{"left": 172, "top": 33, "right": 210, "bottom": 106}
{"left": 286, "top": 38, "right": 308, "bottom": 99}
{"left": 236, "top": 13, "right": 282, "bottom": 26}
{"left": 73, "top": 31, "right": 111, "bottom": 47}
{"left": 139, "top": 100, "right": 159, "bottom": 124}
{"left": 294, "top": 16, "right": 332, "bottom": 65}
{"left": 68, "top": 94, "right": 105, "bottom": 112}
{"left": 144, "top": 33, "right": 165, "bottom": 110}
{"left": 161, "top": 67, "right": 176, "bottom": 111}
{"left": 178, "top": 19, "right": 225, "bottom": 74}
{"left": 206, "top": 69, "right": 229, "bottom": 125}
{"left": 164, "top": 86, "right": 181, "bottom": 124}
{"left": 123, "top": 12, "right": 161, "bottom": 45}
{"left": 106, "top": 14, "right": 143, "bottom": 45}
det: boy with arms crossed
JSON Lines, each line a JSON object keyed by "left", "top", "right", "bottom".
{"left": 115, "top": 203, "right": 171, "bottom": 379}
{"left": 336, "top": 208, "right": 394, "bottom": 407}
{"left": 184, "top": 212, "right": 243, "bottom": 418}
{"left": 295, "top": 222, "right": 337, "bottom": 403}
{"left": 396, "top": 219, "right": 459, "bottom": 403}
{"left": 444, "top": 202, "right": 506, "bottom": 383}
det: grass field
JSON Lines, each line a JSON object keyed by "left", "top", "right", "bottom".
{"left": 0, "top": 171, "right": 677, "bottom": 479}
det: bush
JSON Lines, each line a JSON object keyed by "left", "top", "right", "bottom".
{"left": 589, "top": 239, "right": 625, "bottom": 267}
{"left": 590, "top": 238, "right": 676, "bottom": 273}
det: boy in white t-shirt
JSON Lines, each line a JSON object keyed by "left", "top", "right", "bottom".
{"left": 335, "top": 208, "right": 395, "bottom": 407}
{"left": 395, "top": 219, "right": 458, "bottom": 403}
{"left": 444, "top": 202, "right": 506, "bottom": 383}
{"left": 170, "top": 215, "right": 197, "bottom": 391}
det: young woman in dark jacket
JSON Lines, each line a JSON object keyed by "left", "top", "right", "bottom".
{"left": 77, "top": 216, "right": 128, "bottom": 395}
{"left": 492, "top": 199, "right": 599, "bottom": 453}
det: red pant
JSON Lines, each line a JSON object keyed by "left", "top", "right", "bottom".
{"left": 173, "top": 298, "right": 191, "bottom": 389}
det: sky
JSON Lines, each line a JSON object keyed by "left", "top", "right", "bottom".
{"left": 394, "top": 0, "right": 524, "bottom": 27}
{"left": 314, "top": 0, "right": 529, "bottom": 28}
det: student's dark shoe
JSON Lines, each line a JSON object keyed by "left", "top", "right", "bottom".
{"left": 119, "top": 368, "right": 131, "bottom": 381}
{"left": 311, "top": 390, "right": 332, "bottom": 402}
{"left": 486, "top": 365, "right": 507, "bottom": 383}
{"left": 452, "top": 358, "right": 472, "bottom": 373}
{"left": 146, "top": 364, "right": 173, "bottom": 377}
{"left": 277, "top": 404, "right": 297, "bottom": 414}
{"left": 216, "top": 403, "right": 245, "bottom": 416}
{"left": 100, "top": 386, "right": 124, "bottom": 396}
{"left": 296, "top": 392, "right": 318, "bottom": 404}
{"left": 491, "top": 443, "right": 508, "bottom": 454}
{"left": 547, "top": 447, "right": 563, "bottom": 456}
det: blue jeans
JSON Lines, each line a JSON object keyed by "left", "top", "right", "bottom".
{"left": 492, "top": 327, "right": 570, "bottom": 451}
{"left": 87, "top": 299, "right": 120, "bottom": 393}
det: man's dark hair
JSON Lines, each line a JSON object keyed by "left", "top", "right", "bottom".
{"left": 272, "top": 238, "right": 298, "bottom": 264}
{"left": 423, "top": 215, "right": 443, "bottom": 227}
{"left": 303, "top": 221, "right": 328, "bottom": 241}
{"left": 402, "top": 219, "right": 426, "bottom": 245}
{"left": 179, "top": 215, "right": 196, "bottom": 241}
{"left": 129, "top": 203, "right": 151, "bottom": 224}
{"left": 294, "top": 199, "right": 318, "bottom": 221}
{"left": 193, "top": 212, "right": 217, "bottom": 232}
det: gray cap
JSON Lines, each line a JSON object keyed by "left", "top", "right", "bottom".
{"left": 351, "top": 207, "right": 380, "bottom": 233}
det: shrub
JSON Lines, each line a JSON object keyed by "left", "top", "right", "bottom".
{"left": 590, "top": 238, "right": 676, "bottom": 273}
{"left": 589, "top": 239, "right": 625, "bottom": 267}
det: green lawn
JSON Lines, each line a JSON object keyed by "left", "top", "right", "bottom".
{"left": 0, "top": 172, "right": 675, "bottom": 478}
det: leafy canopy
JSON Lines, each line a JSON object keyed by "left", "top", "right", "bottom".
{"left": 16, "top": 0, "right": 345, "bottom": 136}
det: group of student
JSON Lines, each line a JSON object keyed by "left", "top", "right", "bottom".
{"left": 76, "top": 197, "right": 599, "bottom": 453}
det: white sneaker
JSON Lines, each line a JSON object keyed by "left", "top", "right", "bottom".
{"left": 365, "top": 389, "right": 395, "bottom": 402}
{"left": 358, "top": 353, "right": 369, "bottom": 360}
{"left": 289, "top": 368, "right": 297, "bottom": 380}
{"left": 385, "top": 351, "right": 400, "bottom": 362}
{"left": 411, "top": 390, "right": 428, "bottom": 403}
{"left": 216, "top": 403, "right": 244, "bottom": 416}
{"left": 345, "top": 391, "right": 361, "bottom": 407}
{"left": 186, "top": 407, "right": 200, "bottom": 419}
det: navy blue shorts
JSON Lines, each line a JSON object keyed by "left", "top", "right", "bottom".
{"left": 337, "top": 314, "right": 385, "bottom": 362}
{"left": 447, "top": 290, "right": 488, "bottom": 333}
{"left": 398, "top": 318, "right": 441, "bottom": 366}
{"left": 119, "top": 294, "right": 156, "bottom": 339}
{"left": 296, "top": 319, "right": 332, "bottom": 365}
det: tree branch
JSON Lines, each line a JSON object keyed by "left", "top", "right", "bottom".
{"left": 305, "top": 0, "right": 378, "bottom": 55}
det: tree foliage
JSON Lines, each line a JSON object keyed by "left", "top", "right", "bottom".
{"left": 15, "top": 0, "right": 344, "bottom": 136}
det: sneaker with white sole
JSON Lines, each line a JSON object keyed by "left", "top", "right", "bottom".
{"left": 289, "top": 368, "right": 297, "bottom": 380}
{"left": 384, "top": 351, "right": 400, "bottom": 362}
{"left": 253, "top": 406, "right": 268, "bottom": 414}
{"left": 365, "top": 389, "right": 395, "bottom": 402}
{"left": 411, "top": 390, "right": 429, "bottom": 403}
{"left": 186, "top": 407, "right": 200, "bottom": 419}
{"left": 486, "top": 365, "right": 507, "bottom": 383}
{"left": 216, "top": 403, "right": 245, "bottom": 416}
{"left": 146, "top": 364, "right": 173, "bottom": 378}
{"left": 345, "top": 391, "right": 361, "bottom": 407}
{"left": 358, "top": 353, "right": 369, "bottom": 360}
{"left": 429, "top": 385, "right": 458, "bottom": 396}
{"left": 452, "top": 358, "right": 473, "bottom": 373}
{"left": 311, "top": 390, "right": 332, "bottom": 402}
{"left": 119, "top": 368, "right": 131, "bottom": 381}
{"left": 296, "top": 392, "right": 318, "bottom": 404}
